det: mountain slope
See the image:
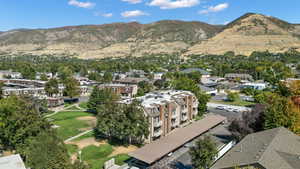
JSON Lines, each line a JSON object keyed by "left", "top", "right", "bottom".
{"left": 0, "top": 21, "right": 221, "bottom": 58}
{"left": 185, "top": 13, "right": 300, "bottom": 56}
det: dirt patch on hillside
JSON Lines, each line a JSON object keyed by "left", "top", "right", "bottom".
{"left": 67, "top": 137, "right": 106, "bottom": 149}
{"left": 110, "top": 145, "right": 138, "bottom": 156}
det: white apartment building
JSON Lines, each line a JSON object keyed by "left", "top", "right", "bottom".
{"left": 136, "top": 90, "right": 199, "bottom": 142}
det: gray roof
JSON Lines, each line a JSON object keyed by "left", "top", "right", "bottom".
{"left": 0, "top": 154, "right": 26, "bottom": 169}
{"left": 211, "top": 127, "right": 300, "bottom": 169}
{"left": 198, "top": 85, "right": 216, "bottom": 92}
{"left": 224, "top": 73, "right": 253, "bottom": 80}
{"left": 129, "top": 114, "right": 226, "bottom": 164}
{"left": 181, "top": 68, "right": 210, "bottom": 75}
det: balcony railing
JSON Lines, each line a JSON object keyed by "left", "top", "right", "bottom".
{"left": 153, "top": 121, "right": 162, "bottom": 128}
{"left": 181, "top": 115, "right": 188, "bottom": 121}
{"left": 153, "top": 130, "right": 162, "bottom": 137}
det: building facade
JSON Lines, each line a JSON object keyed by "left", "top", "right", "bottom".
{"left": 98, "top": 84, "right": 138, "bottom": 98}
{"left": 136, "top": 90, "right": 199, "bottom": 142}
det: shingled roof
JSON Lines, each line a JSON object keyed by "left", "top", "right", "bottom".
{"left": 211, "top": 127, "right": 300, "bottom": 169}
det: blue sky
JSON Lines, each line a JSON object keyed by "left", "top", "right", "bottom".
{"left": 1, "top": 0, "right": 300, "bottom": 31}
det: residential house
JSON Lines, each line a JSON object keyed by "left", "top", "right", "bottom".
{"left": 114, "top": 77, "right": 149, "bottom": 85}
{"left": 225, "top": 73, "right": 253, "bottom": 82}
{"left": 0, "top": 70, "right": 22, "bottom": 79}
{"left": 211, "top": 127, "right": 300, "bottom": 169}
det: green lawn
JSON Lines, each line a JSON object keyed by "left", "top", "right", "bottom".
{"left": 81, "top": 144, "right": 130, "bottom": 169}
{"left": 50, "top": 111, "right": 94, "bottom": 140}
{"left": 210, "top": 100, "right": 255, "bottom": 107}
{"left": 66, "top": 144, "right": 79, "bottom": 155}
{"left": 79, "top": 102, "right": 88, "bottom": 109}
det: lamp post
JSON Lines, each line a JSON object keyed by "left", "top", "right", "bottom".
{"left": 78, "top": 150, "right": 82, "bottom": 163}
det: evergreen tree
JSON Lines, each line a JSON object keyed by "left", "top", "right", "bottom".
{"left": 189, "top": 136, "right": 217, "bottom": 169}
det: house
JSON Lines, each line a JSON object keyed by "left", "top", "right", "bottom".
{"left": 241, "top": 82, "right": 267, "bottom": 90}
{"left": 114, "top": 77, "right": 149, "bottom": 85}
{"left": 135, "top": 90, "right": 199, "bottom": 142}
{"left": 225, "top": 73, "right": 253, "bottom": 81}
{"left": 153, "top": 72, "right": 165, "bottom": 80}
{"left": 181, "top": 68, "right": 211, "bottom": 78}
{"left": 0, "top": 70, "right": 22, "bottom": 79}
{"left": 199, "top": 84, "right": 218, "bottom": 96}
{"left": 126, "top": 69, "right": 147, "bottom": 78}
{"left": 0, "top": 154, "right": 26, "bottom": 169}
{"left": 211, "top": 127, "right": 300, "bottom": 169}
{"left": 98, "top": 83, "right": 138, "bottom": 98}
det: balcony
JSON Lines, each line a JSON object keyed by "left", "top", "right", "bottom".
{"left": 153, "top": 121, "right": 162, "bottom": 128}
{"left": 181, "top": 115, "right": 188, "bottom": 122}
{"left": 171, "top": 113, "right": 178, "bottom": 119}
{"left": 153, "top": 130, "right": 162, "bottom": 137}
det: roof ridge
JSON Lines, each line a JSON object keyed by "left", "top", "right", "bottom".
{"left": 257, "top": 127, "right": 286, "bottom": 163}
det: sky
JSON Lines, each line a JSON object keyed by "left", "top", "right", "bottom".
{"left": 1, "top": 0, "right": 300, "bottom": 31}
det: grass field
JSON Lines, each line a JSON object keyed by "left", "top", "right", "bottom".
{"left": 81, "top": 145, "right": 130, "bottom": 169}
{"left": 79, "top": 102, "right": 88, "bottom": 109}
{"left": 50, "top": 111, "right": 94, "bottom": 140}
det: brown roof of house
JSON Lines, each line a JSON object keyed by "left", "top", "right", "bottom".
{"left": 129, "top": 114, "right": 226, "bottom": 164}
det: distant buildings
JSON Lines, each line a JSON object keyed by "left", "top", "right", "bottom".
{"left": 134, "top": 90, "right": 199, "bottom": 142}
{"left": 114, "top": 77, "right": 149, "bottom": 85}
{"left": 211, "top": 127, "right": 300, "bottom": 169}
{"left": 153, "top": 72, "right": 165, "bottom": 80}
{"left": 241, "top": 82, "right": 267, "bottom": 90}
{"left": 98, "top": 83, "right": 138, "bottom": 98}
{"left": 0, "top": 70, "right": 22, "bottom": 79}
{"left": 225, "top": 73, "right": 253, "bottom": 81}
{"left": 181, "top": 68, "right": 211, "bottom": 78}
{"left": 0, "top": 154, "right": 26, "bottom": 169}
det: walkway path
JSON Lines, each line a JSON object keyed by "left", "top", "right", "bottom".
{"left": 64, "top": 129, "right": 93, "bottom": 143}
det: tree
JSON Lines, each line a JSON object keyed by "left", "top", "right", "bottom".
{"left": 0, "top": 82, "right": 3, "bottom": 99}
{"left": 45, "top": 78, "right": 59, "bottom": 97}
{"left": 58, "top": 67, "right": 73, "bottom": 83}
{"left": 40, "top": 73, "right": 48, "bottom": 81}
{"left": 137, "top": 81, "right": 153, "bottom": 96}
{"left": 0, "top": 96, "right": 50, "bottom": 151}
{"left": 172, "top": 76, "right": 210, "bottom": 115}
{"left": 95, "top": 99, "right": 149, "bottom": 145}
{"left": 103, "top": 72, "right": 113, "bottom": 83}
{"left": 229, "top": 104, "right": 266, "bottom": 140}
{"left": 87, "top": 87, "right": 120, "bottom": 113}
{"left": 227, "top": 92, "right": 239, "bottom": 102}
{"left": 63, "top": 77, "right": 80, "bottom": 98}
{"left": 22, "top": 131, "right": 72, "bottom": 169}
{"left": 21, "top": 64, "right": 36, "bottom": 80}
{"left": 189, "top": 136, "right": 218, "bottom": 169}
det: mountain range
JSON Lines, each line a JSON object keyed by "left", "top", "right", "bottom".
{"left": 0, "top": 13, "right": 299, "bottom": 58}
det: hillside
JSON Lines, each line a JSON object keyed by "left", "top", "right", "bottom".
{"left": 185, "top": 13, "right": 300, "bottom": 56}
{"left": 0, "top": 21, "right": 221, "bottom": 58}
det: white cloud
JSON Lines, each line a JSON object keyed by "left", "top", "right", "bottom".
{"left": 121, "top": 10, "right": 149, "bottom": 18}
{"left": 102, "top": 13, "right": 113, "bottom": 17}
{"left": 199, "top": 3, "right": 229, "bottom": 14}
{"left": 122, "top": 0, "right": 142, "bottom": 4}
{"left": 148, "top": 0, "right": 199, "bottom": 9}
{"left": 94, "top": 12, "right": 113, "bottom": 17}
{"left": 68, "top": 0, "right": 95, "bottom": 9}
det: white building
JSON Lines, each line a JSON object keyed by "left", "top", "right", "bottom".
{"left": 241, "top": 82, "right": 267, "bottom": 90}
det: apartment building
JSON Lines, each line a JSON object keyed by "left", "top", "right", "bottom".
{"left": 137, "top": 90, "right": 199, "bottom": 142}
{"left": 98, "top": 83, "right": 138, "bottom": 98}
